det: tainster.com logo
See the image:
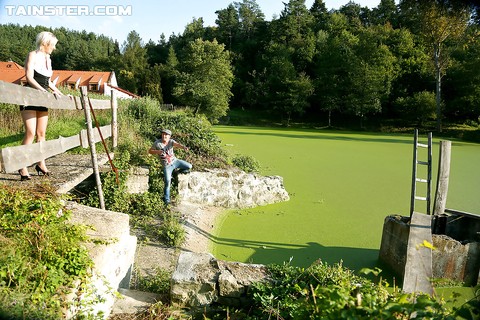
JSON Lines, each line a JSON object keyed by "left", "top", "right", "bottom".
{"left": 4, "top": 5, "right": 132, "bottom": 16}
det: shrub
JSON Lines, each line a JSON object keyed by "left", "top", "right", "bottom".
{"left": 121, "top": 97, "right": 229, "bottom": 170}
{"left": 156, "top": 211, "right": 186, "bottom": 247}
{"left": 249, "top": 261, "right": 389, "bottom": 319}
{"left": 232, "top": 154, "right": 260, "bottom": 173}
{"left": 131, "top": 267, "right": 171, "bottom": 295}
{"left": 0, "top": 185, "right": 94, "bottom": 319}
{"left": 395, "top": 91, "right": 436, "bottom": 126}
{"left": 246, "top": 261, "right": 480, "bottom": 320}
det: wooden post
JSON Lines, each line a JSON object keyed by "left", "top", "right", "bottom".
{"left": 410, "top": 129, "right": 418, "bottom": 217}
{"left": 433, "top": 140, "right": 451, "bottom": 216}
{"left": 80, "top": 86, "right": 105, "bottom": 210}
{"left": 111, "top": 90, "right": 118, "bottom": 149}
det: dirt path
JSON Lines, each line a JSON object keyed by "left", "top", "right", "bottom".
{"left": 133, "top": 202, "right": 226, "bottom": 276}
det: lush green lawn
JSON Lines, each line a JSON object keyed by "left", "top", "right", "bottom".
{"left": 211, "top": 126, "right": 480, "bottom": 273}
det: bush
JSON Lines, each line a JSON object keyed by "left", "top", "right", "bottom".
{"left": 246, "top": 261, "right": 480, "bottom": 320}
{"left": 232, "top": 154, "right": 260, "bottom": 173}
{"left": 131, "top": 267, "right": 171, "bottom": 295}
{"left": 394, "top": 91, "right": 436, "bottom": 126}
{"left": 0, "top": 186, "right": 95, "bottom": 319}
{"left": 156, "top": 211, "right": 186, "bottom": 247}
{"left": 121, "top": 97, "right": 229, "bottom": 170}
{"left": 249, "top": 261, "right": 389, "bottom": 319}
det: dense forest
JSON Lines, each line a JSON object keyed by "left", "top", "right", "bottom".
{"left": 1, "top": 0, "right": 479, "bottom": 130}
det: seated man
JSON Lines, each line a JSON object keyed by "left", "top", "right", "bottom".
{"left": 148, "top": 129, "right": 192, "bottom": 205}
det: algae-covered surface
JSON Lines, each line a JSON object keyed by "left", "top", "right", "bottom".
{"left": 211, "top": 126, "right": 480, "bottom": 271}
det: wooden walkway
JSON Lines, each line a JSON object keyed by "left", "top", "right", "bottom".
{"left": 0, "top": 153, "right": 111, "bottom": 193}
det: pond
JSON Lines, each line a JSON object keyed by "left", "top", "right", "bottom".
{"left": 210, "top": 126, "right": 480, "bottom": 272}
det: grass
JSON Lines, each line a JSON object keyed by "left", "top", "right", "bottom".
{"left": 211, "top": 126, "right": 480, "bottom": 274}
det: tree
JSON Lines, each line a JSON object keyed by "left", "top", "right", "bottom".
{"left": 411, "top": 0, "right": 471, "bottom": 131}
{"left": 272, "top": 0, "right": 316, "bottom": 71}
{"left": 159, "top": 46, "right": 180, "bottom": 105}
{"left": 143, "top": 64, "right": 163, "bottom": 103}
{"left": 215, "top": 4, "right": 240, "bottom": 51}
{"left": 395, "top": 91, "right": 436, "bottom": 126}
{"left": 312, "top": 13, "right": 355, "bottom": 126}
{"left": 337, "top": 1, "right": 368, "bottom": 29}
{"left": 371, "top": 0, "right": 399, "bottom": 27}
{"left": 228, "top": 0, "right": 267, "bottom": 108}
{"left": 443, "top": 25, "right": 480, "bottom": 120}
{"left": 313, "top": 15, "right": 397, "bottom": 127}
{"left": 345, "top": 25, "right": 397, "bottom": 127}
{"left": 255, "top": 43, "right": 313, "bottom": 124}
{"left": 173, "top": 39, "right": 233, "bottom": 123}
{"left": 119, "top": 30, "right": 149, "bottom": 94}
{"left": 236, "top": 0, "right": 265, "bottom": 39}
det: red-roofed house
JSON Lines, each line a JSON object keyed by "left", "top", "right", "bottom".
{"left": 0, "top": 61, "right": 138, "bottom": 99}
{"left": 0, "top": 61, "right": 24, "bottom": 70}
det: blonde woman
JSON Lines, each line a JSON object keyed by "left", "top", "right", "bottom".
{"left": 18, "top": 31, "right": 63, "bottom": 180}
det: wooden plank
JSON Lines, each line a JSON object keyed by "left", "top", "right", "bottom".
{"left": 1, "top": 135, "right": 80, "bottom": 173}
{"left": 86, "top": 125, "right": 112, "bottom": 147}
{"left": 402, "top": 212, "right": 434, "bottom": 295}
{"left": 0, "top": 80, "right": 77, "bottom": 109}
{"left": 0, "top": 125, "right": 111, "bottom": 173}
{"left": 410, "top": 129, "right": 419, "bottom": 217}
{"left": 88, "top": 97, "right": 112, "bottom": 110}
{"left": 0, "top": 80, "right": 111, "bottom": 110}
{"left": 80, "top": 125, "right": 112, "bottom": 147}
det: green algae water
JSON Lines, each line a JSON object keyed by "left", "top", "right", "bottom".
{"left": 210, "top": 126, "right": 480, "bottom": 272}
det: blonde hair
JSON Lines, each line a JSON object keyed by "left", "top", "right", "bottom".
{"left": 35, "top": 31, "right": 58, "bottom": 50}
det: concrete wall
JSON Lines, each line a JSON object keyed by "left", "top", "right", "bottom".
{"left": 379, "top": 214, "right": 480, "bottom": 286}
{"left": 378, "top": 215, "right": 410, "bottom": 277}
{"left": 65, "top": 202, "right": 137, "bottom": 319}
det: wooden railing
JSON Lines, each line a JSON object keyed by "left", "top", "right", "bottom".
{"left": 0, "top": 80, "right": 117, "bottom": 173}
{"left": 0, "top": 80, "right": 118, "bottom": 208}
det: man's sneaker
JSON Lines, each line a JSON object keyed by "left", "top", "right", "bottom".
{"left": 180, "top": 169, "right": 190, "bottom": 174}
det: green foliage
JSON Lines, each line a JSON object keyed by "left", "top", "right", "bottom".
{"left": 231, "top": 154, "right": 260, "bottom": 173}
{"left": 122, "top": 96, "right": 229, "bottom": 170}
{"left": 0, "top": 103, "right": 23, "bottom": 140}
{"left": 131, "top": 267, "right": 171, "bottom": 295}
{"left": 247, "top": 261, "right": 480, "bottom": 320}
{"left": 173, "top": 38, "right": 234, "bottom": 123}
{"left": 0, "top": 185, "right": 94, "bottom": 319}
{"left": 2, "top": 2, "right": 479, "bottom": 128}
{"left": 156, "top": 211, "right": 186, "bottom": 247}
{"left": 249, "top": 261, "right": 389, "bottom": 319}
{"left": 395, "top": 91, "right": 437, "bottom": 126}
{"left": 82, "top": 150, "right": 131, "bottom": 213}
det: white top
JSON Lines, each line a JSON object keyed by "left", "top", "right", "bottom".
{"left": 32, "top": 50, "right": 53, "bottom": 77}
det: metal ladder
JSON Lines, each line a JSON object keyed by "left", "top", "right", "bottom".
{"left": 410, "top": 129, "right": 432, "bottom": 217}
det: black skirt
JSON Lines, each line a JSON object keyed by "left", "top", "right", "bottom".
{"left": 19, "top": 71, "right": 50, "bottom": 112}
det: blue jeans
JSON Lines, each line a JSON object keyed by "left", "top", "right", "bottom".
{"left": 163, "top": 159, "right": 192, "bottom": 204}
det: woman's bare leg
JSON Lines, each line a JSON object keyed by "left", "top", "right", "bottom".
{"left": 35, "top": 111, "right": 49, "bottom": 172}
{"left": 19, "top": 110, "right": 37, "bottom": 176}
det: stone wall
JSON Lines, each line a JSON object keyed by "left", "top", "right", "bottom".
{"left": 65, "top": 202, "right": 137, "bottom": 319}
{"left": 125, "top": 166, "right": 149, "bottom": 194}
{"left": 171, "top": 252, "right": 269, "bottom": 308}
{"left": 178, "top": 168, "right": 290, "bottom": 208}
{"left": 378, "top": 214, "right": 480, "bottom": 286}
